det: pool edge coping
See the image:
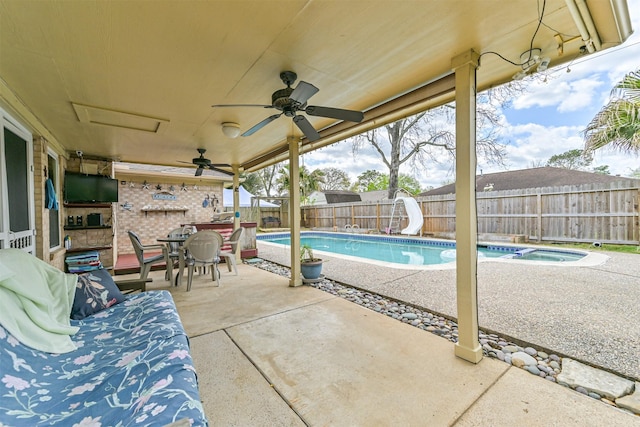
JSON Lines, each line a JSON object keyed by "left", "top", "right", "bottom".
{"left": 257, "top": 231, "right": 610, "bottom": 270}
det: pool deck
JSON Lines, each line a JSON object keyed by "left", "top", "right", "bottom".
{"left": 134, "top": 259, "right": 640, "bottom": 425}
{"left": 257, "top": 241, "right": 640, "bottom": 382}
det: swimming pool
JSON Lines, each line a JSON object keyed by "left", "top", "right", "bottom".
{"left": 257, "top": 232, "right": 597, "bottom": 269}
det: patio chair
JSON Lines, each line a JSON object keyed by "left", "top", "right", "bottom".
{"left": 183, "top": 230, "right": 224, "bottom": 291}
{"left": 127, "top": 230, "right": 169, "bottom": 281}
{"left": 220, "top": 227, "right": 244, "bottom": 275}
{"left": 163, "top": 227, "right": 187, "bottom": 280}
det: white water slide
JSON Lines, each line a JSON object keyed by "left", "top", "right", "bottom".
{"left": 397, "top": 197, "right": 424, "bottom": 235}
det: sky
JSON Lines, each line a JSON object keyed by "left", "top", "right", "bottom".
{"left": 301, "top": 0, "right": 640, "bottom": 190}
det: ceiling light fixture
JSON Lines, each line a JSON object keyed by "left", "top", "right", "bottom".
{"left": 221, "top": 122, "right": 241, "bottom": 138}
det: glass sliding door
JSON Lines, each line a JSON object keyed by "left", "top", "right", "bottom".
{"left": 0, "top": 109, "right": 35, "bottom": 253}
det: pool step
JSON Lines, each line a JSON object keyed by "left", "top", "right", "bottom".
{"left": 514, "top": 248, "right": 537, "bottom": 257}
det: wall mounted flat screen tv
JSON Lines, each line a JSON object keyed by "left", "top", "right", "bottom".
{"left": 64, "top": 172, "right": 118, "bottom": 203}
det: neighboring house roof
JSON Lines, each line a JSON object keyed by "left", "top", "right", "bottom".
{"left": 324, "top": 190, "right": 361, "bottom": 204}
{"left": 358, "top": 190, "right": 388, "bottom": 202}
{"left": 420, "top": 167, "right": 640, "bottom": 196}
{"left": 308, "top": 190, "right": 361, "bottom": 205}
{"left": 358, "top": 189, "right": 411, "bottom": 201}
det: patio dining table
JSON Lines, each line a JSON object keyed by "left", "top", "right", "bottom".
{"left": 157, "top": 235, "right": 189, "bottom": 287}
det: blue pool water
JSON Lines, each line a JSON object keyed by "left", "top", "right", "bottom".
{"left": 258, "top": 232, "right": 586, "bottom": 266}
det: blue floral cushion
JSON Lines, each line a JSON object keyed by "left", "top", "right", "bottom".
{"left": 71, "top": 268, "right": 125, "bottom": 320}
{"left": 0, "top": 290, "right": 208, "bottom": 426}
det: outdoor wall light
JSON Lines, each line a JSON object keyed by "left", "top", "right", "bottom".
{"left": 221, "top": 122, "right": 241, "bottom": 138}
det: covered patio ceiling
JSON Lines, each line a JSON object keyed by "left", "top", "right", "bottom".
{"left": 0, "top": 0, "right": 632, "bottom": 173}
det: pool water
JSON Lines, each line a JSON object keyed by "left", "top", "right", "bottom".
{"left": 258, "top": 232, "right": 586, "bottom": 266}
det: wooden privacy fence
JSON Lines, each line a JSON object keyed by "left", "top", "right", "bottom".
{"left": 301, "top": 181, "right": 640, "bottom": 245}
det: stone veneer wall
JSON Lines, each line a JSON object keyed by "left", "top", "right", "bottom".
{"left": 116, "top": 178, "right": 224, "bottom": 255}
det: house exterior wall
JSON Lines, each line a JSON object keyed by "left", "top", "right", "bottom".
{"left": 33, "top": 136, "right": 68, "bottom": 271}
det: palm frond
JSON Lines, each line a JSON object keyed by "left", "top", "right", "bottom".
{"left": 584, "top": 70, "right": 640, "bottom": 154}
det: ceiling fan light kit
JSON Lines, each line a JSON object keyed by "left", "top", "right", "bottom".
{"left": 221, "top": 122, "right": 241, "bottom": 138}
{"left": 511, "top": 48, "right": 551, "bottom": 80}
{"left": 212, "top": 71, "right": 364, "bottom": 142}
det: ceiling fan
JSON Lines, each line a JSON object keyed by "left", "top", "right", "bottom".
{"left": 212, "top": 71, "right": 364, "bottom": 142}
{"left": 178, "top": 148, "right": 232, "bottom": 177}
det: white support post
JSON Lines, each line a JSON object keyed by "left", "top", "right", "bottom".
{"left": 452, "top": 49, "right": 483, "bottom": 363}
{"left": 288, "top": 137, "right": 302, "bottom": 287}
{"left": 232, "top": 165, "right": 241, "bottom": 263}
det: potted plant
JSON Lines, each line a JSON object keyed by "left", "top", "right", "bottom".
{"left": 300, "top": 243, "right": 323, "bottom": 281}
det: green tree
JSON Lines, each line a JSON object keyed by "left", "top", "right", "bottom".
{"left": 351, "top": 170, "right": 385, "bottom": 192}
{"left": 240, "top": 172, "right": 264, "bottom": 196}
{"left": 584, "top": 69, "right": 640, "bottom": 153}
{"left": 396, "top": 174, "right": 423, "bottom": 195}
{"left": 352, "top": 88, "right": 510, "bottom": 199}
{"left": 276, "top": 164, "right": 325, "bottom": 204}
{"left": 546, "top": 149, "right": 593, "bottom": 170}
{"left": 351, "top": 170, "right": 422, "bottom": 195}
{"left": 592, "top": 165, "right": 610, "bottom": 175}
{"left": 256, "top": 163, "right": 281, "bottom": 197}
{"left": 628, "top": 167, "right": 640, "bottom": 179}
{"left": 320, "top": 167, "right": 351, "bottom": 190}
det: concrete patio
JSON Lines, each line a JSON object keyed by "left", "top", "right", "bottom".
{"left": 128, "top": 258, "right": 640, "bottom": 426}
{"left": 257, "top": 242, "right": 640, "bottom": 382}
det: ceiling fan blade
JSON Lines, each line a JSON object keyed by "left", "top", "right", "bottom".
{"left": 289, "top": 81, "right": 319, "bottom": 105}
{"left": 212, "top": 104, "right": 274, "bottom": 109}
{"left": 242, "top": 113, "right": 282, "bottom": 137}
{"left": 195, "top": 166, "right": 204, "bottom": 177}
{"left": 305, "top": 105, "right": 364, "bottom": 122}
{"left": 293, "top": 115, "right": 321, "bottom": 141}
{"left": 207, "top": 165, "right": 234, "bottom": 176}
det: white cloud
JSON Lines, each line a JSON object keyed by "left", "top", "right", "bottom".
{"left": 303, "top": 0, "right": 640, "bottom": 190}
{"left": 512, "top": 77, "right": 604, "bottom": 112}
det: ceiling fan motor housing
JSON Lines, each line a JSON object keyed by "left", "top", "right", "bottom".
{"left": 272, "top": 87, "right": 298, "bottom": 115}
{"left": 193, "top": 157, "right": 211, "bottom": 165}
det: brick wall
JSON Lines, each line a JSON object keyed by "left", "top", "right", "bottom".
{"left": 116, "top": 179, "right": 224, "bottom": 255}
{"left": 33, "top": 136, "right": 67, "bottom": 270}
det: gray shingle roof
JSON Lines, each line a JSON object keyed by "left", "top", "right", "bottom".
{"left": 323, "top": 190, "right": 361, "bottom": 204}
{"left": 420, "top": 167, "right": 640, "bottom": 196}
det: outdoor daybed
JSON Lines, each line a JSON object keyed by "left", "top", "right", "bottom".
{"left": 0, "top": 249, "right": 208, "bottom": 426}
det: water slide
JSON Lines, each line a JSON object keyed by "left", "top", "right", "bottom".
{"left": 397, "top": 197, "right": 424, "bottom": 235}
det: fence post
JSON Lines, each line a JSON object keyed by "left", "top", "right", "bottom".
{"left": 536, "top": 192, "right": 542, "bottom": 243}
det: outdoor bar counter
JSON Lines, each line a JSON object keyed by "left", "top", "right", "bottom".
{"left": 185, "top": 222, "right": 258, "bottom": 258}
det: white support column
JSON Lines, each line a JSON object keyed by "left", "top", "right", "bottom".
{"left": 232, "top": 165, "right": 241, "bottom": 263}
{"left": 288, "top": 137, "right": 302, "bottom": 287}
{"left": 452, "top": 49, "right": 482, "bottom": 363}
{"left": 232, "top": 165, "right": 241, "bottom": 230}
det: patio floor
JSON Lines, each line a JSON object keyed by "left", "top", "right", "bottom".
{"left": 122, "top": 262, "right": 640, "bottom": 426}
